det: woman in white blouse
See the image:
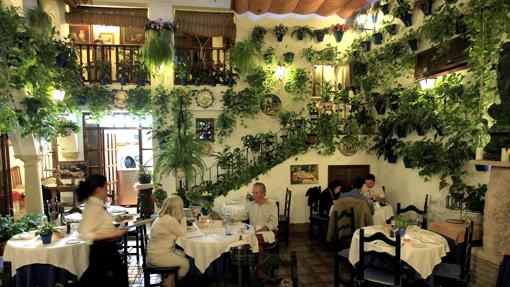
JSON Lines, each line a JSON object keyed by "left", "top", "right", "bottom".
{"left": 77, "top": 174, "right": 128, "bottom": 286}
{"left": 148, "top": 195, "right": 189, "bottom": 287}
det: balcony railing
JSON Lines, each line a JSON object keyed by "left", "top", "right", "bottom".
{"left": 74, "top": 43, "right": 145, "bottom": 84}
{"left": 174, "top": 46, "right": 232, "bottom": 86}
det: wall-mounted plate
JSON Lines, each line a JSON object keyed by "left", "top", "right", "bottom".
{"left": 114, "top": 90, "right": 128, "bottom": 108}
{"left": 261, "top": 94, "right": 281, "bottom": 116}
{"left": 195, "top": 88, "right": 214, "bottom": 108}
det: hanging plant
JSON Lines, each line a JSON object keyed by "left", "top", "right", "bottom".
{"left": 263, "top": 47, "right": 277, "bottom": 64}
{"left": 84, "top": 85, "right": 112, "bottom": 121}
{"left": 26, "top": 5, "right": 52, "bottom": 36}
{"left": 127, "top": 87, "right": 151, "bottom": 118}
{"left": 291, "top": 26, "right": 313, "bottom": 41}
{"left": 142, "top": 19, "right": 175, "bottom": 70}
{"left": 383, "top": 23, "right": 399, "bottom": 36}
{"left": 284, "top": 68, "right": 310, "bottom": 100}
{"left": 313, "top": 28, "right": 329, "bottom": 42}
{"left": 251, "top": 26, "right": 267, "bottom": 51}
{"left": 302, "top": 47, "right": 316, "bottom": 63}
{"left": 227, "top": 40, "right": 260, "bottom": 74}
{"left": 273, "top": 24, "right": 288, "bottom": 42}
{"left": 392, "top": 1, "right": 413, "bottom": 27}
{"left": 283, "top": 52, "right": 295, "bottom": 64}
{"left": 330, "top": 24, "right": 349, "bottom": 42}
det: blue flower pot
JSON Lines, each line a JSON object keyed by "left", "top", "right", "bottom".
{"left": 227, "top": 78, "right": 235, "bottom": 87}
{"left": 210, "top": 79, "right": 216, "bottom": 87}
{"left": 398, "top": 227, "right": 405, "bottom": 237}
{"left": 408, "top": 39, "right": 418, "bottom": 51}
{"left": 351, "top": 102, "right": 360, "bottom": 112}
{"left": 180, "top": 77, "right": 187, "bottom": 86}
{"left": 276, "top": 35, "right": 284, "bottom": 42}
{"left": 138, "top": 77, "right": 147, "bottom": 87}
{"left": 120, "top": 76, "right": 128, "bottom": 85}
{"left": 99, "top": 77, "right": 108, "bottom": 85}
{"left": 382, "top": 4, "right": 390, "bottom": 15}
{"left": 194, "top": 79, "right": 201, "bottom": 86}
{"left": 475, "top": 165, "right": 490, "bottom": 172}
{"left": 296, "top": 33, "right": 305, "bottom": 40}
{"left": 335, "top": 31, "right": 344, "bottom": 42}
{"left": 315, "top": 34, "right": 325, "bottom": 42}
{"left": 373, "top": 32, "right": 383, "bottom": 45}
{"left": 403, "top": 158, "right": 413, "bottom": 168}
{"left": 41, "top": 233, "right": 52, "bottom": 244}
{"left": 387, "top": 154, "right": 398, "bottom": 164}
{"left": 400, "top": 14, "right": 413, "bottom": 27}
{"left": 362, "top": 41, "right": 371, "bottom": 52}
{"left": 415, "top": 125, "right": 425, "bottom": 136}
{"left": 397, "top": 127, "right": 407, "bottom": 138}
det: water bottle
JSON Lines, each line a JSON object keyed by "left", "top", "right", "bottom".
{"left": 225, "top": 213, "right": 232, "bottom": 236}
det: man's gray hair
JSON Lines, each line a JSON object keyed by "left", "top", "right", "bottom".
{"left": 253, "top": 182, "right": 266, "bottom": 195}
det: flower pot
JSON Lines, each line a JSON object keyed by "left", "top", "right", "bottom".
{"left": 435, "top": 126, "right": 444, "bottom": 136}
{"left": 250, "top": 143, "right": 261, "bottom": 152}
{"left": 210, "top": 79, "right": 217, "bottom": 87}
{"left": 175, "top": 167, "right": 185, "bottom": 178}
{"left": 138, "top": 77, "right": 147, "bottom": 87}
{"left": 387, "top": 154, "right": 398, "bottom": 163}
{"left": 306, "top": 134, "right": 318, "bottom": 144}
{"left": 120, "top": 76, "right": 128, "bottom": 85}
{"left": 276, "top": 34, "right": 284, "bottom": 42}
{"left": 398, "top": 227, "right": 406, "bottom": 237}
{"left": 375, "top": 102, "right": 386, "bottom": 115}
{"left": 280, "top": 127, "right": 289, "bottom": 137}
{"left": 180, "top": 77, "right": 187, "bottom": 86}
{"left": 139, "top": 174, "right": 151, "bottom": 184}
{"left": 456, "top": 15, "right": 468, "bottom": 34}
{"left": 408, "top": 39, "right": 418, "bottom": 51}
{"left": 362, "top": 41, "right": 371, "bottom": 52}
{"left": 403, "top": 158, "right": 413, "bottom": 168}
{"left": 465, "top": 211, "right": 483, "bottom": 227}
{"left": 386, "top": 24, "right": 398, "bottom": 36}
{"left": 373, "top": 32, "right": 383, "bottom": 45}
{"left": 56, "top": 55, "right": 65, "bottom": 68}
{"left": 335, "top": 31, "right": 344, "bottom": 42}
{"left": 309, "top": 112, "right": 319, "bottom": 120}
{"left": 284, "top": 52, "right": 294, "bottom": 64}
{"left": 397, "top": 127, "right": 407, "bottom": 138}
{"left": 99, "top": 77, "right": 108, "bottom": 85}
{"left": 315, "top": 34, "right": 325, "bottom": 42}
{"left": 296, "top": 33, "right": 305, "bottom": 41}
{"left": 351, "top": 102, "right": 360, "bottom": 112}
{"left": 415, "top": 125, "right": 425, "bottom": 136}
{"left": 194, "top": 78, "right": 202, "bottom": 86}
{"left": 419, "top": 0, "right": 433, "bottom": 16}
{"left": 41, "top": 233, "right": 53, "bottom": 244}
{"left": 391, "top": 102, "right": 399, "bottom": 111}
{"left": 400, "top": 14, "right": 413, "bottom": 27}
{"left": 475, "top": 164, "right": 490, "bottom": 172}
{"left": 381, "top": 3, "right": 390, "bottom": 15}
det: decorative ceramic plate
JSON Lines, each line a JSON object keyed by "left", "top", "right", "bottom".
{"left": 195, "top": 89, "right": 214, "bottom": 108}
{"left": 260, "top": 94, "right": 282, "bottom": 116}
{"left": 114, "top": 90, "right": 128, "bottom": 108}
{"left": 338, "top": 137, "right": 357, "bottom": 156}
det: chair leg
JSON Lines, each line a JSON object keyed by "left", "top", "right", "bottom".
{"left": 334, "top": 254, "right": 339, "bottom": 287}
{"left": 136, "top": 228, "right": 140, "bottom": 263}
{"left": 144, "top": 270, "right": 151, "bottom": 287}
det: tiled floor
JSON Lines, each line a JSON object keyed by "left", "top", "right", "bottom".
{"left": 127, "top": 231, "right": 342, "bottom": 287}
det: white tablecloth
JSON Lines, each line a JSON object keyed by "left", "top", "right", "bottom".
{"left": 373, "top": 205, "right": 394, "bottom": 225}
{"left": 349, "top": 225, "right": 449, "bottom": 278}
{"left": 3, "top": 232, "right": 90, "bottom": 278}
{"left": 176, "top": 222, "right": 259, "bottom": 273}
{"left": 221, "top": 204, "right": 248, "bottom": 221}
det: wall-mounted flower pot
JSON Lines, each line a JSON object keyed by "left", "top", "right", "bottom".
{"left": 296, "top": 33, "right": 305, "bottom": 41}
{"left": 373, "top": 32, "right": 383, "bottom": 45}
{"left": 400, "top": 14, "right": 413, "bottom": 27}
{"left": 382, "top": 4, "right": 390, "bottom": 15}
{"left": 138, "top": 77, "right": 147, "bottom": 87}
{"left": 475, "top": 165, "right": 490, "bottom": 172}
{"left": 293, "top": 119, "right": 303, "bottom": 128}
{"left": 180, "top": 77, "right": 187, "bottom": 86}
{"left": 306, "top": 134, "right": 318, "bottom": 144}
{"left": 210, "top": 79, "right": 217, "bottom": 87}
{"left": 408, "top": 39, "right": 418, "bottom": 51}
{"left": 309, "top": 112, "right": 319, "bottom": 120}
{"left": 283, "top": 52, "right": 295, "bottom": 64}
{"left": 56, "top": 55, "right": 65, "bottom": 68}
{"left": 194, "top": 78, "right": 202, "bottom": 86}
{"left": 250, "top": 143, "right": 261, "bottom": 152}
{"left": 280, "top": 128, "right": 289, "bottom": 137}
{"left": 403, "top": 158, "right": 413, "bottom": 168}
{"left": 375, "top": 102, "right": 386, "bottom": 115}
{"left": 415, "top": 125, "right": 425, "bottom": 136}
{"left": 456, "top": 15, "right": 468, "bottom": 34}
{"left": 227, "top": 78, "right": 235, "bottom": 87}
{"left": 315, "top": 34, "right": 325, "bottom": 42}
{"left": 397, "top": 127, "right": 407, "bottom": 138}
{"left": 351, "top": 102, "right": 360, "bottom": 112}
{"left": 386, "top": 24, "right": 399, "bottom": 36}
{"left": 335, "top": 31, "right": 344, "bottom": 42}
{"left": 435, "top": 126, "right": 444, "bottom": 136}
{"left": 99, "top": 77, "right": 108, "bottom": 85}
{"left": 362, "top": 41, "right": 371, "bottom": 52}
{"left": 390, "top": 102, "right": 399, "bottom": 111}
{"left": 120, "top": 76, "right": 128, "bottom": 85}
{"left": 387, "top": 154, "right": 398, "bottom": 163}
{"left": 419, "top": 0, "right": 433, "bottom": 16}
{"left": 276, "top": 34, "right": 284, "bottom": 42}
{"left": 41, "top": 233, "right": 53, "bottom": 244}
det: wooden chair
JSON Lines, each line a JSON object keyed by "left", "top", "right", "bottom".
{"left": 139, "top": 223, "right": 179, "bottom": 287}
{"left": 357, "top": 229, "right": 401, "bottom": 286}
{"left": 308, "top": 186, "right": 328, "bottom": 242}
{"left": 397, "top": 194, "right": 428, "bottom": 229}
{"left": 249, "top": 251, "right": 298, "bottom": 287}
{"left": 10, "top": 166, "right": 23, "bottom": 189}
{"left": 278, "top": 189, "right": 292, "bottom": 245}
{"left": 434, "top": 221, "right": 474, "bottom": 287}
{"left": 0, "top": 258, "right": 12, "bottom": 287}
{"left": 333, "top": 208, "right": 355, "bottom": 287}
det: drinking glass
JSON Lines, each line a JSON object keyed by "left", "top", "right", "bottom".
{"left": 390, "top": 222, "right": 399, "bottom": 238}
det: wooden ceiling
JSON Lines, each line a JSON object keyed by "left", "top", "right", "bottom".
{"left": 233, "top": 0, "right": 370, "bottom": 18}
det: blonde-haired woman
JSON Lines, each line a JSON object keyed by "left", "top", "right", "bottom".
{"left": 148, "top": 195, "right": 189, "bottom": 287}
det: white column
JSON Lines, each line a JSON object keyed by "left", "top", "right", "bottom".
{"left": 15, "top": 155, "right": 44, "bottom": 214}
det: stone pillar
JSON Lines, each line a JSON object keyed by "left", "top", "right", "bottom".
{"left": 15, "top": 155, "right": 44, "bottom": 214}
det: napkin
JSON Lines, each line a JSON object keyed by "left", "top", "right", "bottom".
{"left": 12, "top": 232, "right": 35, "bottom": 240}
{"left": 256, "top": 231, "right": 275, "bottom": 244}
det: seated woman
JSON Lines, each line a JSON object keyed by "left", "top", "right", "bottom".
{"left": 77, "top": 174, "right": 128, "bottom": 286}
{"left": 148, "top": 196, "right": 189, "bottom": 287}
{"left": 318, "top": 180, "right": 343, "bottom": 218}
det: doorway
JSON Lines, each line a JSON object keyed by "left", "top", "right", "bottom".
{"left": 83, "top": 113, "right": 153, "bottom": 206}
{"left": 328, "top": 165, "right": 370, "bottom": 190}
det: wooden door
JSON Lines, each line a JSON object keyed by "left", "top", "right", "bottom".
{"left": 328, "top": 165, "right": 370, "bottom": 190}
{"left": 83, "top": 118, "right": 104, "bottom": 176}
{"left": 103, "top": 130, "right": 118, "bottom": 203}
{"left": 0, "top": 134, "right": 12, "bottom": 215}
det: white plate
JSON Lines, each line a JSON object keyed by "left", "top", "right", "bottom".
{"left": 66, "top": 239, "right": 82, "bottom": 245}
{"left": 12, "top": 233, "right": 35, "bottom": 240}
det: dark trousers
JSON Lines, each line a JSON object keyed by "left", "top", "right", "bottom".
{"left": 79, "top": 240, "right": 128, "bottom": 287}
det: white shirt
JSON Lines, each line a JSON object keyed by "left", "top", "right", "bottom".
{"left": 361, "top": 183, "right": 385, "bottom": 201}
{"left": 78, "top": 196, "right": 116, "bottom": 244}
{"left": 245, "top": 199, "right": 278, "bottom": 231}
{"left": 148, "top": 214, "right": 187, "bottom": 255}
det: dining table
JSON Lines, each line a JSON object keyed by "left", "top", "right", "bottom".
{"left": 372, "top": 204, "right": 394, "bottom": 225}
{"left": 349, "top": 225, "right": 450, "bottom": 280}
{"left": 176, "top": 221, "right": 259, "bottom": 274}
{"left": 3, "top": 231, "right": 89, "bottom": 287}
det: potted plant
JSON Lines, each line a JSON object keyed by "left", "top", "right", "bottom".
{"left": 0, "top": 214, "right": 39, "bottom": 254}
{"left": 95, "top": 60, "right": 111, "bottom": 85}
{"left": 372, "top": 30, "right": 384, "bottom": 45}
{"left": 273, "top": 24, "right": 288, "bottom": 42}
{"left": 138, "top": 164, "right": 152, "bottom": 184}
{"left": 370, "top": 118, "right": 401, "bottom": 163}
{"left": 313, "top": 28, "right": 329, "bottom": 42}
{"left": 227, "top": 40, "right": 260, "bottom": 74}
{"left": 464, "top": 184, "right": 487, "bottom": 226}
{"left": 143, "top": 19, "right": 175, "bottom": 69}
{"left": 291, "top": 26, "right": 313, "bottom": 41}
{"left": 306, "top": 120, "right": 318, "bottom": 144}
{"left": 360, "top": 34, "right": 372, "bottom": 52}
{"left": 302, "top": 47, "right": 316, "bottom": 63}
{"left": 263, "top": 47, "right": 276, "bottom": 64}
{"left": 36, "top": 222, "right": 60, "bottom": 244}
{"left": 277, "top": 110, "right": 295, "bottom": 136}
{"left": 224, "top": 67, "right": 240, "bottom": 87}
{"left": 213, "top": 146, "right": 233, "bottom": 170}
{"left": 392, "top": 1, "right": 413, "bottom": 27}
{"left": 307, "top": 102, "right": 319, "bottom": 119}
{"left": 175, "top": 61, "right": 189, "bottom": 85}
{"left": 153, "top": 185, "right": 167, "bottom": 208}
{"left": 251, "top": 26, "right": 267, "bottom": 51}
{"left": 330, "top": 24, "right": 349, "bottom": 42}
{"left": 383, "top": 22, "right": 399, "bottom": 36}
{"left": 190, "top": 61, "right": 204, "bottom": 86}
{"left": 242, "top": 135, "right": 262, "bottom": 152}
{"left": 117, "top": 60, "right": 132, "bottom": 85}
{"left": 131, "top": 58, "right": 149, "bottom": 86}
{"left": 283, "top": 52, "right": 295, "bottom": 64}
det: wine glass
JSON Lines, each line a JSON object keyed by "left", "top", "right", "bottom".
{"left": 390, "top": 220, "right": 399, "bottom": 238}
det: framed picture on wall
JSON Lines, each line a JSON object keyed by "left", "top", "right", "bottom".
{"left": 121, "top": 27, "right": 145, "bottom": 44}
{"left": 69, "top": 24, "right": 91, "bottom": 44}
{"left": 98, "top": 32, "right": 114, "bottom": 44}
{"left": 290, "top": 164, "right": 319, "bottom": 185}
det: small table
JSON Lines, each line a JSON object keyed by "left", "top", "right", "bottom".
{"left": 373, "top": 205, "right": 394, "bottom": 225}
{"left": 3, "top": 232, "right": 89, "bottom": 287}
{"left": 349, "top": 225, "right": 450, "bottom": 279}
{"left": 428, "top": 221, "right": 483, "bottom": 244}
{"left": 176, "top": 222, "right": 259, "bottom": 273}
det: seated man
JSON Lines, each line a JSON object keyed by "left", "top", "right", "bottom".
{"left": 339, "top": 178, "right": 374, "bottom": 215}
{"left": 361, "top": 173, "right": 385, "bottom": 203}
